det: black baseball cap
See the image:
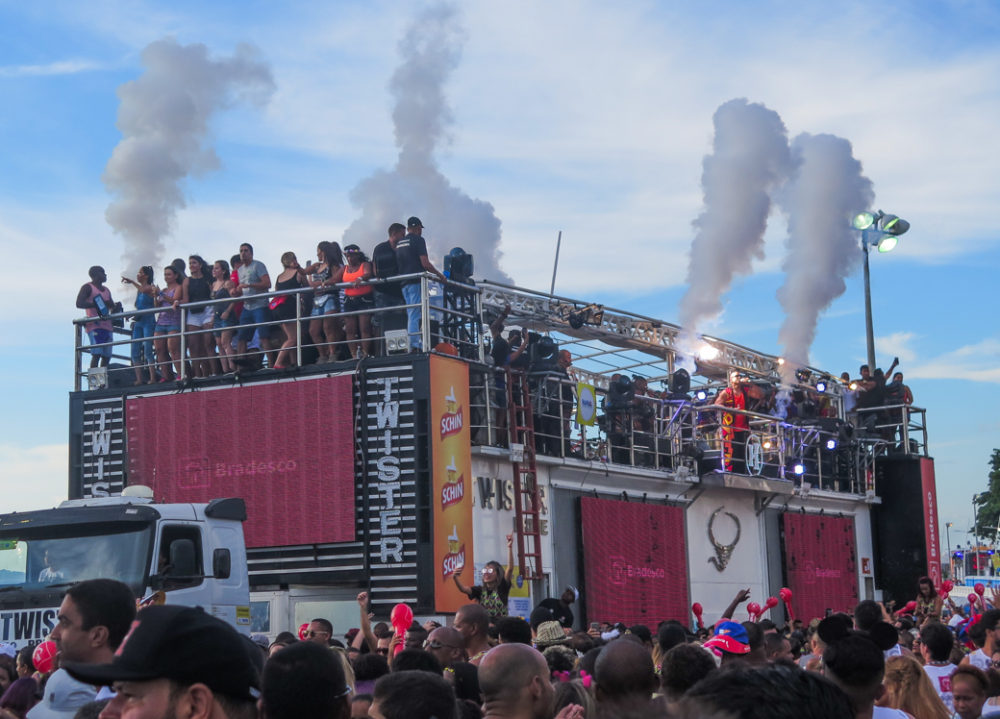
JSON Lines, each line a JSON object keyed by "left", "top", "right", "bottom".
{"left": 63, "top": 605, "right": 260, "bottom": 702}
{"left": 407, "top": 216, "right": 424, "bottom": 229}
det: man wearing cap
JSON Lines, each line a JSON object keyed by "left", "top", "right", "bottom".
{"left": 536, "top": 587, "right": 577, "bottom": 630}
{"left": 703, "top": 620, "right": 752, "bottom": 665}
{"left": 63, "top": 605, "right": 259, "bottom": 719}
{"left": 394, "top": 217, "right": 446, "bottom": 351}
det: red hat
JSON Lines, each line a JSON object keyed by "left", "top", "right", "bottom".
{"left": 703, "top": 620, "right": 751, "bottom": 655}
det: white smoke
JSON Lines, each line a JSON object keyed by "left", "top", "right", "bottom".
{"left": 677, "top": 99, "right": 792, "bottom": 362}
{"left": 104, "top": 39, "right": 275, "bottom": 273}
{"left": 342, "top": 2, "right": 510, "bottom": 283}
{"left": 775, "top": 133, "right": 874, "bottom": 382}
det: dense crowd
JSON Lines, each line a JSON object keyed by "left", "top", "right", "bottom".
{"left": 77, "top": 217, "right": 448, "bottom": 383}
{"left": 3, "top": 572, "right": 998, "bottom": 719}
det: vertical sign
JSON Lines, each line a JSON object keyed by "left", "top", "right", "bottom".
{"left": 431, "top": 355, "right": 475, "bottom": 612}
{"left": 921, "top": 458, "right": 942, "bottom": 586}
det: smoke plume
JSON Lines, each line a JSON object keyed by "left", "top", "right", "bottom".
{"left": 342, "top": 2, "right": 510, "bottom": 283}
{"left": 677, "top": 98, "right": 792, "bottom": 357}
{"left": 775, "top": 133, "right": 874, "bottom": 380}
{"left": 104, "top": 39, "right": 275, "bottom": 272}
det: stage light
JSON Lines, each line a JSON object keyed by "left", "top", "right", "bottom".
{"left": 777, "top": 357, "right": 785, "bottom": 365}
{"left": 853, "top": 211, "right": 877, "bottom": 230}
{"left": 697, "top": 343, "right": 720, "bottom": 361}
{"left": 793, "top": 463, "right": 805, "bottom": 475}
{"left": 877, "top": 236, "right": 899, "bottom": 253}
{"left": 849, "top": 381, "right": 858, "bottom": 391}
{"left": 695, "top": 390, "right": 707, "bottom": 401}
{"left": 825, "top": 439, "right": 837, "bottom": 450}
{"left": 763, "top": 440, "right": 773, "bottom": 450}
{"left": 670, "top": 368, "right": 691, "bottom": 395}
{"left": 815, "top": 380, "right": 827, "bottom": 393}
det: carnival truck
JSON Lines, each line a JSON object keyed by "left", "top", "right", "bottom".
{"left": 0, "top": 486, "right": 250, "bottom": 647}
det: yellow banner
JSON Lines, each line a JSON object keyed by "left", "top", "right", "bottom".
{"left": 430, "top": 355, "right": 476, "bottom": 612}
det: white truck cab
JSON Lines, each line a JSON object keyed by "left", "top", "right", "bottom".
{"left": 0, "top": 486, "right": 250, "bottom": 648}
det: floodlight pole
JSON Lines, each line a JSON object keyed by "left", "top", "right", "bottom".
{"left": 862, "top": 231, "right": 877, "bottom": 371}
{"left": 550, "top": 231, "right": 562, "bottom": 297}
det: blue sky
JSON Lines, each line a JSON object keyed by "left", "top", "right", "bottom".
{"left": 1, "top": 0, "right": 998, "bottom": 556}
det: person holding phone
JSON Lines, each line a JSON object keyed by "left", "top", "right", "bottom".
{"left": 76, "top": 266, "right": 115, "bottom": 369}
{"left": 453, "top": 534, "right": 516, "bottom": 620}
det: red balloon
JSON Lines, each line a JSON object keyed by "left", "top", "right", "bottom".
{"left": 692, "top": 602, "right": 704, "bottom": 618}
{"left": 747, "top": 602, "right": 761, "bottom": 621}
{"left": 901, "top": 600, "right": 917, "bottom": 613}
{"left": 298, "top": 622, "right": 310, "bottom": 640}
{"left": 390, "top": 603, "right": 413, "bottom": 656}
{"left": 969, "top": 593, "right": 979, "bottom": 605}
{"left": 765, "top": 596, "right": 779, "bottom": 609}
{"left": 939, "top": 588, "right": 950, "bottom": 599}
{"left": 779, "top": 587, "right": 793, "bottom": 602}
{"left": 975, "top": 583, "right": 986, "bottom": 596}
{"left": 33, "top": 640, "right": 57, "bottom": 674}
{"left": 942, "top": 580, "right": 954, "bottom": 593}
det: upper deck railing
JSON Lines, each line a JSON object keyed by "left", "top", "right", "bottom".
{"left": 72, "top": 273, "right": 927, "bottom": 496}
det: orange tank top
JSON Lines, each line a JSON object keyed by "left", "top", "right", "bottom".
{"left": 343, "top": 264, "right": 372, "bottom": 297}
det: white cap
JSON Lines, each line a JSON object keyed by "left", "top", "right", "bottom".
{"left": 27, "top": 669, "right": 97, "bottom": 719}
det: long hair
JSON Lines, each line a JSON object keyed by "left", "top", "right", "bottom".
{"left": 882, "top": 655, "right": 950, "bottom": 719}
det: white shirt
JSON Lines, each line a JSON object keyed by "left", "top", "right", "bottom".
{"left": 969, "top": 647, "right": 992, "bottom": 671}
{"left": 923, "top": 663, "right": 956, "bottom": 712}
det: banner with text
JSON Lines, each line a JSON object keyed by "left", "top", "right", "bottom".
{"left": 921, "top": 458, "right": 942, "bottom": 586}
{"left": 580, "top": 497, "right": 688, "bottom": 626}
{"left": 782, "top": 513, "right": 859, "bottom": 620}
{"left": 430, "top": 355, "right": 475, "bottom": 612}
{"left": 126, "top": 376, "right": 356, "bottom": 548}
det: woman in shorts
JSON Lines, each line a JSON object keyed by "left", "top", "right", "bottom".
{"left": 272, "top": 251, "right": 307, "bottom": 369}
{"left": 183, "top": 255, "right": 214, "bottom": 377}
{"left": 153, "top": 265, "right": 184, "bottom": 381}
{"left": 337, "top": 244, "right": 374, "bottom": 359}
{"left": 306, "top": 241, "right": 345, "bottom": 362}
{"left": 121, "top": 265, "right": 157, "bottom": 385}
{"left": 211, "top": 259, "right": 237, "bottom": 374}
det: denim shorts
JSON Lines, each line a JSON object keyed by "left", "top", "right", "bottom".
{"left": 237, "top": 306, "right": 271, "bottom": 342}
{"left": 87, "top": 328, "right": 113, "bottom": 358}
{"left": 155, "top": 324, "right": 180, "bottom": 334}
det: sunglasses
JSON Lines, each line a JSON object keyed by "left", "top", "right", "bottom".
{"left": 307, "top": 630, "right": 330, "bottom": 638}
{"left": 424, "top": 640, "right": 458, "bottom": 651}
{"left": 376, "top": 648, "right": 389, "bottom": 655}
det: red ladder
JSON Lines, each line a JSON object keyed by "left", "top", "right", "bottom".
{"left": 507, "top": 368, "right": 543, "bottom": 580}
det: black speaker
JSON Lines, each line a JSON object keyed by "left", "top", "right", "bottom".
{"left": 871, "top": 457, "right": 933, "bottom": 605}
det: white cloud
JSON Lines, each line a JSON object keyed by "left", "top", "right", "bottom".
{"left": 0, "top": 60, "right": 104, "bottom": 77}
{"left": 0, "top": 444, "right": 68, "bottom": 511}
{"left": 907, "top": 338, "right": 1000, "bottom": 383}
{"left": 876, "top": 331, "right": 920, "bottom": 365}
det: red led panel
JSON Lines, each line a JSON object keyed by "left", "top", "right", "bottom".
{"left": 782, "top": 513, "right": 859, "bottom": 621}
{"left": 580, "top": 497, "right": 688, "bottom": 626}
{"left": 126, "top": 376, "right": 355, "bottom": 547}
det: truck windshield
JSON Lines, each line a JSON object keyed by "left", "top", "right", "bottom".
{"left": 0, "top": 525, "right": 152, "bottom": 594}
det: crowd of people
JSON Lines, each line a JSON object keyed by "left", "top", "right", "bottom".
{"left": 77, "top": 217, "right": 449, "bottom": 383}
{"left": 4, "top": 574, "right": 999, "bottom": 719}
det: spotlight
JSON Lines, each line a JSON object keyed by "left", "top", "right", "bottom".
{"left": 793, "top": 463, "right": 805, "bottom": 475}
{"left": 852, "top": 211, "right": 877, "bottom": 230}
{"left": 697, "top": 343, "right": 720, "bottom": 361}
{"left": 763, "top": 440, "right": 773, "bottom": 450}
{"left": 695, "top": 389, "right": 707, "bottom": 401}
{"left": 815, "top": 381, "right": 827, "bottom": 393}
{"left": 777, "top": 357, "right": 785, "bottom": 366}
{"left": 670, "top": 368, "right": 691, "bottom": 395}
{"left": 825, "top": 439, "right": 837, "bottom": 450}
{"left": 849, "top": 381, "right": 859, "bottom": 391}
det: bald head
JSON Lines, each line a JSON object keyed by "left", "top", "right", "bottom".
{"left": 455, "top": 603, "right": 489, "bottom": 640}
{"left": 595, "top": 639, "right": 658, "bottom": 703}
{"left": 479, "top": 644, "right": 549, "bottom": 702}
{"left": 426, "top": 626, "right": 465, "bottom": 668}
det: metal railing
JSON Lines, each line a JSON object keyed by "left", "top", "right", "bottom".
{"left": 73, "top": 273, "right": 482, "bottom": 391}
{"left": 470, "top": 368, "right": 928, "bottom": 495}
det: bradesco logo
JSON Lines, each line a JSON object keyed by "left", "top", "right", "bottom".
{"left": 440, "top": 386, "right": 464, "bottom": 439}
{"left": 441, "top": 458, "right": 465, "bottom": 509}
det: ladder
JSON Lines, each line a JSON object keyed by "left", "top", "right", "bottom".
{"left": 507, "top": 368, "right": 543, "bottom": 580}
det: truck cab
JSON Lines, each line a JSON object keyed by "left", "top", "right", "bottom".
{"left": 0, "top": 487, "right": 250, "bottom": 647}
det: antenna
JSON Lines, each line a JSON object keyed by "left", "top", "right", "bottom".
{"left": 549, "top": 231, "right": 562, "bottom": 297}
